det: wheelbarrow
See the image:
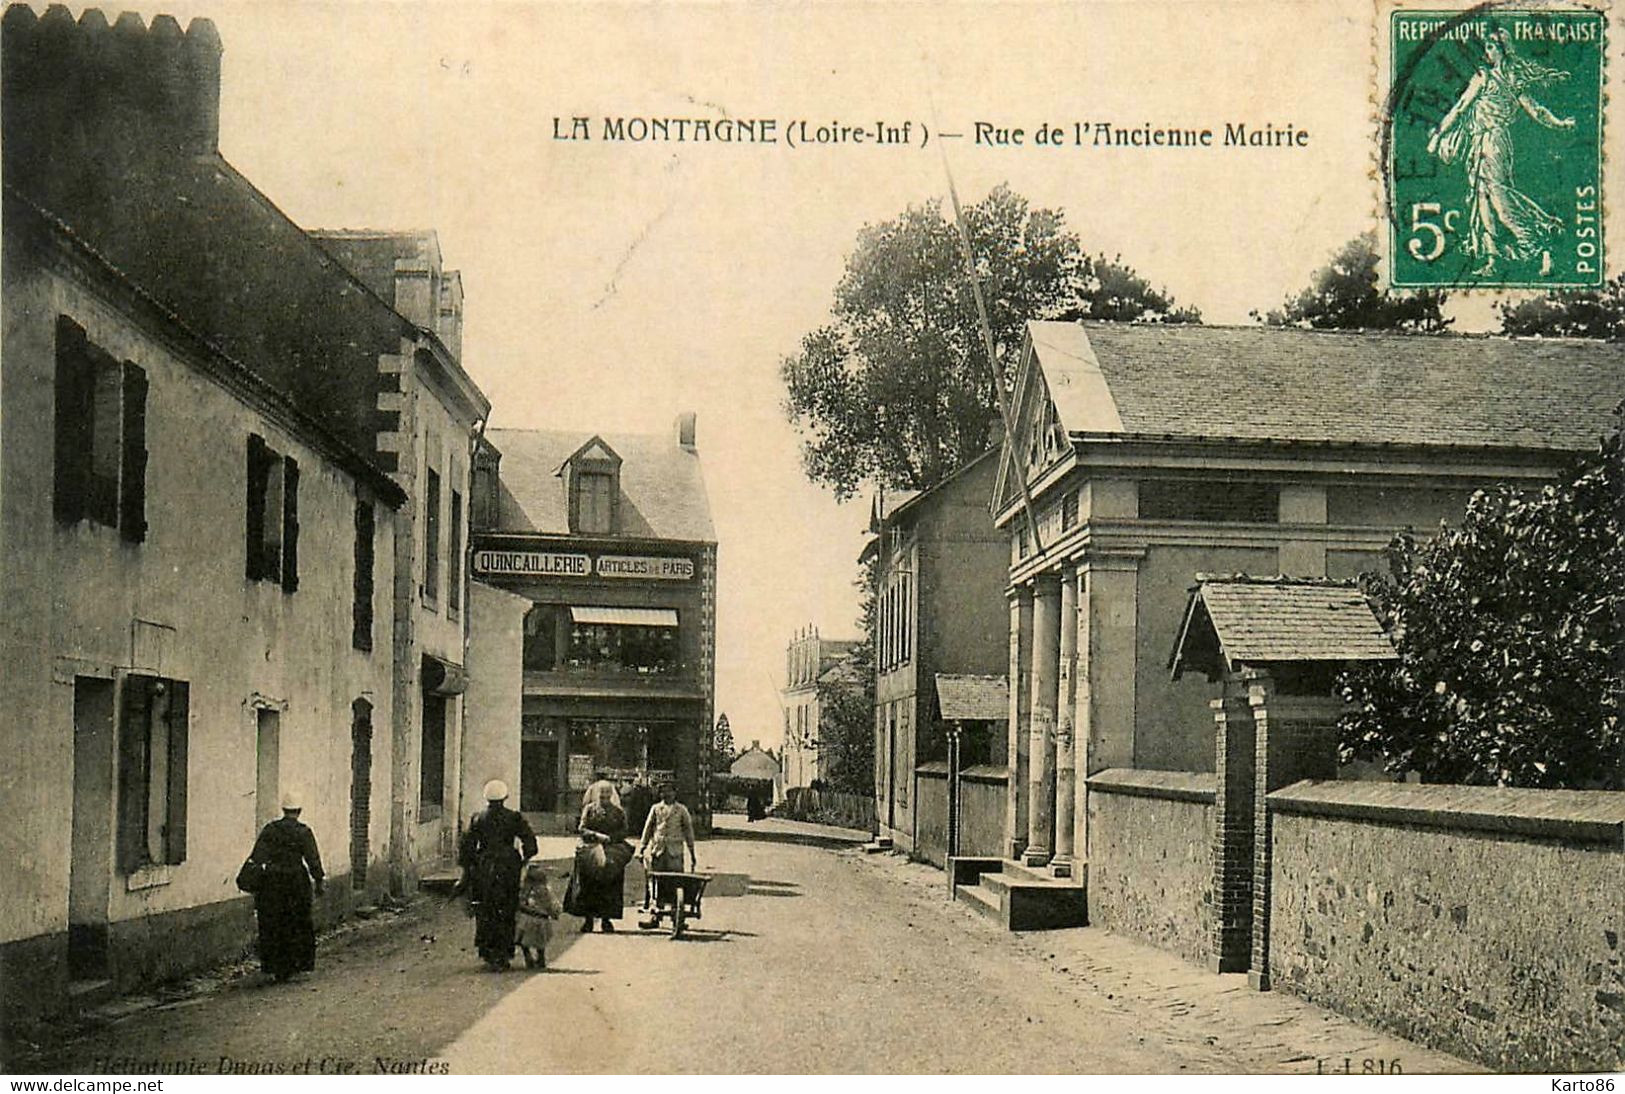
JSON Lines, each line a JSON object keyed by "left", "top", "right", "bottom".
{"left": 640, "top": 871, "right": 711, "bottom": 938}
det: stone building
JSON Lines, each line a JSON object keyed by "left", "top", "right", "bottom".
{"left": 310, "top": 230, "right": 489, "bottom": 881}
{"left": 864, "top": 448, "right": 1007, "bottom": 860}
{"left": 728, "top": 741, "right": 783, "bottom": 802}
{"left": 464, "top": 417, "right": 717, "bottom": 834}
{"left": 951, "top": 319, "right": 1625, "bottom": 929}
{"left": 0, "top": 4, "right": 452, "bottom": 1016}
{"left": 780, "top": 628, "right": 860, "bottom": 791}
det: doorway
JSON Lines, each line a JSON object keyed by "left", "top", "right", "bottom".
{"left": 69, "top": 677, "right": 115, "bottom": 981}
{"left": 255, "top": 708, "right": 280, "bottom": 828}
{"left": 349, "top": 699, "right": 373, "bottom": 891}
{"left": 520, "top": 740, "right": 558, "bottom": 812}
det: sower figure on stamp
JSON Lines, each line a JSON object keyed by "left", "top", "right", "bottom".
{"left": 1428, "top": 26, "right": 1574, "bottom": 277}
{"left": 248, "top": 790, "right": 324, "bottom": 983}
{"left": 459, "top": 779, "right": 538, "bottom": 971}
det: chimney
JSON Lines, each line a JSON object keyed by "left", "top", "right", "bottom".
{"left": 438, "top": 270, "right": 464, "bottom": 362}
{"left": 1, "top": 5, "right": 222, "bottom": 161}
{"left": 675, "top": 411, "right": 696, "bottom": 451}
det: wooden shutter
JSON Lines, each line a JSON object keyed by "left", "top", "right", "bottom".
{"left": 116, "top": 675, "right": 152, "bottom": 874}
{"left": 281, "top": 456, "right": 300, "bottom": 592}
{"left": 245, "top": 435, "right": 268, "bottom": 580}
{"left": 119, "top": 362, "right": 148, "bottom": 543}
{"left": 162, "top": 681, "right": 189, "bottom": 864}
{"left": 353, "top": 498, "right": 374, "bottom": 652}
{"left": 53, "top": 317, "right": 94, "bottom": 524}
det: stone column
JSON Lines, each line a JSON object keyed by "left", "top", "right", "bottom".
{"left": 1050, "top": 566, "right": 1079, "bottom": 878}
{"left": 1247, "top": 671, "right": 1344, "bottom": 991}
{"left": 1005, "top": 585, "right": 1033, "bottom": 860}
{"left": 1024, "top": 573, "right": 1061, "bottom": 867}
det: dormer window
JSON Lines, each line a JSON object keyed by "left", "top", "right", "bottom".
{"left": 563, "top": 436, "right": 622, "bottom": 535}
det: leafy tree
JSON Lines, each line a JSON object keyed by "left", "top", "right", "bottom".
{"left": 782, "top": 184, "right": 1199, "bottom": 499}
{"left": 1338, "top": 411, "right": 1623, "bottom": 788}
{"left": 818, "top": 557, "right": 879, "bottom": 796}
{"left": 1498, "top": 272, "right": 1625, "bottom": 341}
{"left": 711, "top": 712, "right": 736, "bottom": 773}
{"left": 1256, "top": 232, "right": 1451, "bottom": 332}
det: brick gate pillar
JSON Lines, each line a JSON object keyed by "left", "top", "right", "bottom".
{"left": 1210, "top": 673, "right": 1255, "bottom": 972}
{"left": 1248, "top": 671, "right": 1344, "bottom": 990}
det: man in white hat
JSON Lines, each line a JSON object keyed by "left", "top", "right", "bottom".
{"left": 458, "top": 777, "right": 538, "bottom": 970}
{"left": 245, "top": 788, "right": 325, "bottom": 982}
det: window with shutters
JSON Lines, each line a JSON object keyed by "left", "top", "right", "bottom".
{"left": 576, "top": 471, "right": 613, "bottom": 533}
{"left": 245, "top": 435, "right": 299, "bottom": 590}
{"left": 116, "top": 674, "right": 189, "bottom": 872}
{"left": 448, "top": 488, "right": 463, "bottom": 617}
{"left": 53, "top": 316, "right": 147, "bottom": 541}
{"left": 353, "top": 498, "right": 375, "bottom": 652}
{"left": 423, "top": 467, "right": 441, "bottom": 607}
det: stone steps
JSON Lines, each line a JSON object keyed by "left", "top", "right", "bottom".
{"left": 951, "top": 857, "right": 1088, "bottom": 931}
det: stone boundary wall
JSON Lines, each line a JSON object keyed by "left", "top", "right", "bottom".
{"left": 1086, "top": 769, "right": 1217, "bottom": 967}
{"left": 1267, "top": 780, "right": 1625, "bottom": 1073}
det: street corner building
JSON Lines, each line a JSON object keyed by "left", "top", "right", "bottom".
{"left": 463, "top": 416, "right": 718, "bottom": 836}
{"left": 0, "top": 4, "right": 486, "bottom": 1022}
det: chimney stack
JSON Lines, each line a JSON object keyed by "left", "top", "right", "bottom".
{"left": 675, "top": 411, "right": 697, "bottom": 451}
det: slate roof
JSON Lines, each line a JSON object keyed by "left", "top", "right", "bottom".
{"left": 486, "top": 427, "right": 715, "bottom": 543}
{"left": 1170, "top": 575, "right": 1397, "bottom": 679}
{"left": 1029, "top": 320, "right": 1625, "bottom": 452}
{"left": 935, "top": 674, "right": 1010, "bottom": 722}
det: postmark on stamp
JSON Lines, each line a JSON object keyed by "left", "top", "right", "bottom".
{"left": 1383, "top": 4, "right": 1606, "bottom": 289}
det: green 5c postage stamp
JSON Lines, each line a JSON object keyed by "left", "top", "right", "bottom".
{"left": 1386, "top": 5, "right": 1606, "bottom": 289}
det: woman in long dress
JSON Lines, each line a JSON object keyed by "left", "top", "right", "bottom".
{"left": 459, "top": 779, "right": 538, "bottom": 970}
{"left": 565, "top": 781, "right": 633, "bottom": 932}
{"left": 248, "top": 791, "right": 325, "bottom": 982}
{"left": 1427, "top": 27, "right": 1575, "bottom": 277}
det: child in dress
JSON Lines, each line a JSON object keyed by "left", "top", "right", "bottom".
{"left": 515, "top": 856, "right": 562, "bottom": 969}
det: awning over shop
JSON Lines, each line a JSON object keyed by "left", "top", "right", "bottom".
{"left": 568, "top": 605, "right": 680, "bottom": 627}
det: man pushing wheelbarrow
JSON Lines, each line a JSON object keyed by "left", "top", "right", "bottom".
{"left": 636, "top": 779, "right": 702, "bottom": 936}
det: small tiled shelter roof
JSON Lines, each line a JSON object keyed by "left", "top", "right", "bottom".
{"left": 486, "top": 427, "right": 715, "bottom": 542}
{"left": 935, "top": 674, "right": 1010, "bottom": 722}
{"left": 1028, "top": 320, "right": 1625, "bottom": 452}
{"left": 1169, "top": 575, "right": 1398, "bottom": 680}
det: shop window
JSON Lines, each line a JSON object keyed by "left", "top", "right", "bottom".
{"left": 423, "top": 466, "right": 441, "bottom": 606}
{"left": 116, "top": 674, "right": 189, "bottom": 872}
{"left": 54, "top": 316, "right": 147, "bottom": 541}
{"left": 1140, "top": 479, "right": 1279, "bottom": 524}
{"left": 566, "top": 609, "right": 680, "bottom": 674}
{"left": 353, "top": 498, "right": 375, "bottom": 652}
{"left": 245, "top": 435, "right": 298, "bottom": 590}
{"left": 523, "top": 604, "right": 560, "bottom": 671}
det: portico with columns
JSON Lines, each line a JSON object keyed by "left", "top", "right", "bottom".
{"left": 949, "top": 318, "right": 1617, "bottom": 932}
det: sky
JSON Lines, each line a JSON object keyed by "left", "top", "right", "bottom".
{"left": 89, "top": 0, "right": 1618, "bottom": 748}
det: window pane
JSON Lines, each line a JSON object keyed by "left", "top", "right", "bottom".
{"left": 261, "top": 458, "right": 284, "bottom": 578}
{"left": 449, "top": 490, "right": 463, "bottom": 610}
{"left": 424, "top": 468, "right": 441, "bottom": 601}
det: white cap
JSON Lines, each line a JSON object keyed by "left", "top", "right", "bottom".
{"left": 483, "top": 779, "right": 509, "bottom": 802}
{"left": 280, "top": 789, "right": 302, "bottom": 811}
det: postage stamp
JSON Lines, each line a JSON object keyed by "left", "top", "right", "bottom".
{"left": 1383, "top": 4, "right": 1607, "bottom": 289}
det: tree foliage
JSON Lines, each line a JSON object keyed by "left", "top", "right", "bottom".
{"left": 1256, "top": 232, "right": 1451, "bottom": 332}
{"left": 1338, "top": 412, "right": 1624, "bottom": 788}
{"left": 818, "top": 556, "right": 879, "bottom": 796}
{"left": 711, "top": 712, "right": 735, "bottom": 773}
{"left": 1498, "top": 272, "right": 1625, "bottom": 341}
{"left": 781, "top": 184, "right": 1199, "bottom": 499}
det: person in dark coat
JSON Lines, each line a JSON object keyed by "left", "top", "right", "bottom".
{"left": 248, "top": 790, "right": 324, "bottom": 982}
{"left": 564, "top": 782, "right": 633, "bottom": 932}
{"left": 459, "top": 779, "right": 538, "bottom": 971}
{"left": 622, "top": 778, "right": 656, "bottom": 837}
